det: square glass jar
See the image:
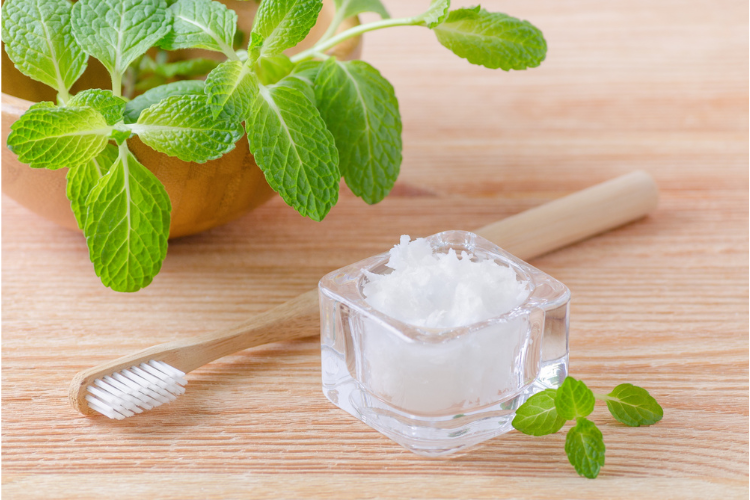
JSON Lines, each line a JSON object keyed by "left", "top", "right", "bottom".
{"left": 318, "top": 231, "right": 570, "bottom": 456}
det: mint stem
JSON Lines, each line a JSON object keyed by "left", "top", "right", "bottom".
{"left": 316, "top": 8, "right": 346, "bottom": 46}
{"left": 291, "top": 16, "right": 417, "bottom": 63}
{"left": 111, "top": 71, "right": 122, "bottom": 98}
{"left": 592, "top": 392, "right": 613, "bottom": 401}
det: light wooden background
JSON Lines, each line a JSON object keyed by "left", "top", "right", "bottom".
{"left": 3, "top": 1, "right": 748, "bottom": 498}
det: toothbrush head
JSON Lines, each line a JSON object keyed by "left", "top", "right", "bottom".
{"left": 73, "top": 360, "right": 188, "bottom": 419}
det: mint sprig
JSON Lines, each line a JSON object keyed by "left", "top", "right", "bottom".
{"left": 513, "top": 376, "right": 664, "bottom": 479}
{"left": 4, "top": 0, "right": 547, "bottom": 292}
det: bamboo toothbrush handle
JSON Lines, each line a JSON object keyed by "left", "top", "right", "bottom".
{"left": 476, "top": 170, "right": 659, "bottom": 261}
{"left": 70, "top": 170, "right": 658, "bottom": 414}
{"left": 70, "top": 289, "right": 319, "bottom": 413}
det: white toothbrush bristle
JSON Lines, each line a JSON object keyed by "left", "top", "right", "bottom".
{"left": 86, "top": 361, "right": 187, "bottom": 419}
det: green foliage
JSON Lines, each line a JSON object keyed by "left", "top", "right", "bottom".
{"left": 123, "top": 80, "right": 205, "bottom": 123}
{"left": 66, "top": 143, "right": 119, "bottom": 229}
{"left": 204, "top": 60, "right": 259, "bottom": 120}
{"left": 5, "top": 0, "right": 549, "bottom": 291}
{"left": 7, "top": 105, "right": 111, "bottom": 169}
{"left": 414, "top": 0, "right": 450, "bottom": 29}
{"left": 606, "top": 384, "right": 664, "bottom": 427}
{"left": 84, "top": 148, "right": 171, "bottom": 292}
{"left": 70, "top": 0, "right": 171, "bottom": 77}
{"left": 159, "top": 0, "right": 237, "bottom": 54}
{"left": 132, "top": 94, "right": 244, "bottom": 162}
{"left": 68, "top": 90, "right": 126, "bottom": 126}
{"left": 315, "top": 59, "right": 401, "bottom": 204}
{"left": 555, "top": 376, "right": 595, "bottom": 420}
{"left": 511, "top": 389, "right": 566, "bottom": 436}
{"left": 433, "top": 7, "right": 547, "bottom": 70}
{"left": 251, "top": 0, "right": 322, "bottom": 56}
{"left": 247, "top": 85, "right": 339, "bottom": 221}
{"left": 512, "top": 377, "right": 663, "bottom": 479}
{"left": 565, "top": 418, "right": 606, "bottom": 479}
{"left": 1, "top": 0, "right": 87, "bottom": 96}
{"left": 254, "top": 54, "right": 294, "bottom": 85}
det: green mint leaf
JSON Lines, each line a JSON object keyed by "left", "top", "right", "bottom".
{"left": 134, "top": 74, "right": 168, "bottom": 92}
{"left": 123, "top": 80, "right": 205, "bottom": 123}
{"left": 68, "top": 89, "right": 126, "bottom": 126}
{"left": 315, "top": 59, "right": 402, "bottom": 205}
{"left": 7, "top": 105, "right": 111, "bottom": 169}
{"left": 71, "top": 0, "right": 172, "bottom": 76}
{"left": 286, "top": 60, "right": 322, "bottom": 104}
{"left": 253, "top": 54, "right": 294, "bottom": 85}
{"left": 291, "top": 60, "right": 322, "bottom": 81}
{"left": 204, "top": 60, "right": 259, "bottom": 120}
{"left": 274, "top": 73, "right": 316, "bottom": 105}
{"left": 433, "top": 7, "right": 547, "bottom": 70}
{"left": 246, "top": 84, "right": 339, "bottom": 221}
{"left": 66, "top": 143, "right": 119, "bottom": 229}
{"left": 565, "top": 418, "right": 605, "bottom": 479}
{"left": 154, "top": 58, "right": 219, "bottom": 78}
{"left": 27, "top": 101, "right": 57, "bottom": 111}
{"left": 333, "top": 0, "right": 389, "bottom": 20}
{"left": 84, "top": 149, "right": 171, "bottom": 292}
{"left": 109, "top": 127, "right": 131, "bottom": 145}
{"left": 512, "top": 389, "right": 567, "bottom": 436}
{"left": 555, "top": 376, "right": 595, "bottom": 420}
{"left": 605, "top": 384, "right": 664, "bottom": 427}
{"left": 132, "top": 94, "right": 244, "bottom": 162}
{"left": 158, "top": 0, "right": 237, "bottom": 54}
{"left": 1, "top": 0, "right": 87, "bottom": 93}
{"left": 251, "top": 0, "right": 322, "bottom": 56}
{"left": 413, "top": 0, "right": 450, "bottom": 29}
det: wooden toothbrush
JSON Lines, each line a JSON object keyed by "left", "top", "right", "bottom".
{"left": 70, "top": 170, "right": 659, "bottom": 419}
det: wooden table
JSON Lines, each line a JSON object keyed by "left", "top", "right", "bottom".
{"left": 3, "top": 1, "right": 748, "bottom": 498}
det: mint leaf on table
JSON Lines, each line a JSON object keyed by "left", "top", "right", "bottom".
{"left": 565, "top": 418, "right": 606, "bottom": 479}
{"left": 66, "top": 143, "right": 119, "bottom": 229}
{"left": 71, "top": 0, "right": 171, "bottom": 76}
{"left": 131, "top": 94, "right": 243, "bottom": 162}
{"left": 158, "top": 0, "right": 237, "bottom": 54}
{"left": 605, "top": 384, "right": 664, "bottom": 427}
{"left": 433, "top": 7, "right": 546, "bottom": 70}
{"left": 68, "top": 90, "right": 126, "bottom": 126}
{"left": 315, "top": 59, "right": 402, "bottom": 204}
{"left": 246, "top": 84, "right": 339, "bottom": 221}
{"left": 254, "top": 54, "right": 295, "bottom": 85}
{"left": 123, "top": 80, "right": 205, "bottom": 123}
{"left": 251, "top": 0, "right": 323, "bottom": 56}
{"left": 84, "top": 149, "right": 171, "bottom": 292}
{"left": 413, "top": 0, "right": 450, "bottom": 29}
{"left": 512, "top": 389, "right": 567, "bottom": 436}
{"left": 204, "top": 60, "right": 259, "bottom": 120}
{"left": 7, "top": 106, "right": 111, "bottom": 169}
{"left": 333, "top": 0, "right": 390, "bottom": 20}
{"left": 555, "top": 376, "right": 595, "bottom": 420}
{"left": 1, "top": 0, "right": 87, "bottom": 94}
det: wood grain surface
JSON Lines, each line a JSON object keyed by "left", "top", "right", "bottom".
{"left": 3, "top": 0, "right": 748, "bottom": 498}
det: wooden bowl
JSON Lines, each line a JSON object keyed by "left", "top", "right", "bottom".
{"left": 1, "top": 1, "right": 361, "bottom": 238}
